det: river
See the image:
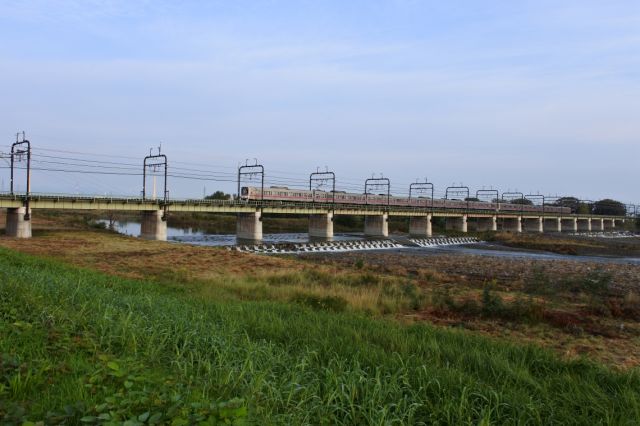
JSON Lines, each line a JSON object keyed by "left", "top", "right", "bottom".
{"left": 99, "top": 220, "right": 640, "bottom": 265}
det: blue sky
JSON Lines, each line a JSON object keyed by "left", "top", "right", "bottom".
{"left": 0, "top": 0, "right": 638, "bottom": 202}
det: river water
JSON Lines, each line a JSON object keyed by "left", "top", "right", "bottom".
{"left": 97, "top": 220, "right": 361, "bottom": 246}
{"left": 99, "top": 220, "right": 640, "bottom": 265}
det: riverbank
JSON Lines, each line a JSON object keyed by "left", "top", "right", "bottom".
{"left": 2, "top": 241, "right": 640, "bottom": 423}
{"left": 485, "top": 231, "right": 640, "bottom": 256}
{"left": 1, "top": 228, "right": 639, "bottom": 370}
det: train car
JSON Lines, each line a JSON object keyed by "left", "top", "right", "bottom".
{"left": 240, "top": 186, "right": 571, "bottom": 214}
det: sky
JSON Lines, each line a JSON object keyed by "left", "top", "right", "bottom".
{"left": 0, "top": 0, "right": 638, "bottom": 203}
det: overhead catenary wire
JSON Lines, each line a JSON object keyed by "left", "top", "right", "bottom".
{"left": 2, "top": 142, "right": 635, "bottom": 207}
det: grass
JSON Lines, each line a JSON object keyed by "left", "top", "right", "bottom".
{"left": 2, "top": 230, "right": 640, "bottom": 369}
{"left": 1, "top": 247, "right": 640, "bottom": 424}
{"left": 484, "top": 232, "right": 640, "bottom": 257}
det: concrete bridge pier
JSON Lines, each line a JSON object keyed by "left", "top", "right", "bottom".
{"left": 237, "top": 212, "right": 263, "bottom": 242}
{"left": 309, "top": 213, "right": 334, "bottom": 240}
{"left": 501, "top": 217, "right": 521, "bottom": 233}
{"left": 445, "top": 215, "right": 468, "bottom": 233}
{"left": 561, "top": 218, "right": 578, "bottom": 233}
{"left": 409, "top": 215, "right": 432, "bottom": 237}
{"left": 365, "top": 213, "right": 389, "bottom": 237}
{"left": 577, "top": 218, "right": 591, "bottom": 232}
{"left": 5, "top": 207, "right": 32, "bottom": 238}
{"left": 140, "top": 210, "right": 167, "bottom": 241}
{"left": 603, "top": 219, "right": 615, "bottom": 231}
{"left": 523, "top": 217, "right": 543, "bottom": 233}
{"left": 543, "top": 217, "right": 561, "bottom": 233}
{"left": 474, "top": 216, "right": 497, "bottom": 232}
{"left": 591, "top": 218, "right": 604, "bottom": 232}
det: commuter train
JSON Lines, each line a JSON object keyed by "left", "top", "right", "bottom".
{"left": 240, "top": 186, "right": 571, "bottom": 214}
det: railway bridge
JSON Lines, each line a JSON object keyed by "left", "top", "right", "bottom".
{"left": 0, "top": 194, "right": 625, "bottom": 241}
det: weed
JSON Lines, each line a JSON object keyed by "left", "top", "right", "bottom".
{"left": 621, "top": 292, "right": 640, "bottom": 320}
{"left": 582, "top": 271, "right": 612, "bottom": 299}
{"left": 291, "top": 293, "right": 348, "bottom": 312}
{"left": 401, "top": 282, "right": 423, "bottom": 311}
{"left": 481, "top": 281, "right": 505, "bottom": 318}
{"left": 431, "top": 287, "right": 456, "bottom": 311}
{"left": 523, "top": 266, "right": 555, "bottom": 296}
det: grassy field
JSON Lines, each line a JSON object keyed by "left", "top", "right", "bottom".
{"left": 1, "top": 246, "right": 640, "bottom": 424}
{"left": 485, "top": 232, "right": 640, "bottom": 257}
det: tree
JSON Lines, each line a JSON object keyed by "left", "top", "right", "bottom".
{"left": 592, "top": 199, "right": 626, "bottom": 216}
{"left": 465, "top": 197, "right": 480, "bottom": 202}
{"left": 508, "top": 198, "right": 533, "bottom": 205}
{"left": 205, "top": 191, "right": 231, "bottom": 200}
{"left": 551, "top": 196, "right": 579, "bottom": 209}
{"left": 550, "top": 197, "right": 590, "bottom": 214}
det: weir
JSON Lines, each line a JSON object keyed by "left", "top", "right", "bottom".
{"left": 5, "top": 207, "right": 32, "bottom": 238}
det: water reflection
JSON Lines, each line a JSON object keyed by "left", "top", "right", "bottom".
{"left": 97, "top": 220, "right": 361, "bottom": 246}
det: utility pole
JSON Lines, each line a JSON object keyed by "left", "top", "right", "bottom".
{"left": 143, "top": 146, "right": 168, "bottom": 220}
{"left": 11, "top": 131, "right": 32, "bottom": 219}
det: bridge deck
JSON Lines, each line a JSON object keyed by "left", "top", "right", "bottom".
{"left": 0, "top": 194, "right": 624, "bottom": 220}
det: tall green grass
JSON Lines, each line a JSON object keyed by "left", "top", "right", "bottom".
{"left": 0, "top": 247, "right": 639, "bottom": 424}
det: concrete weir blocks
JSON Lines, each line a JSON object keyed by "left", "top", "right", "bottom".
{"left": 409, "top": 215, "right": 432, "bottom": 237}
{"left": 6, "top": 207, "right": 32, "bottom": 238}
{"left": 445, "top": 215, "right": 468, "bottom": 233}
{"left": 237, "top": 211, "right": 263, "bottom": 242}
{"left": 543, "top": 217, "right": 561, "bottom": 233}
{"left": 140, "top": 210, "right": 167, "bottom": 241}
{"left": 561, "top": 218, "right": 578, "bottom": 233}
{"left": 365, "top": 213, "right": 389, "bottom": 237}
{"left": 309, "top": 213, "right": 334, "bottom": 240}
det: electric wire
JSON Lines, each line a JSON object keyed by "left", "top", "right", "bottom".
{"left": 2, "top": 143, "right": 636, "bottom": 208}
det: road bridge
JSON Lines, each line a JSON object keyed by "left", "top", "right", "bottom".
{"left": 0, "top": 193, "right": 626, "bottom": 241}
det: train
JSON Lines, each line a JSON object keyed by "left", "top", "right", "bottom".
{"left": 240, "top": 186, "right": 571, "bottom": 214}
